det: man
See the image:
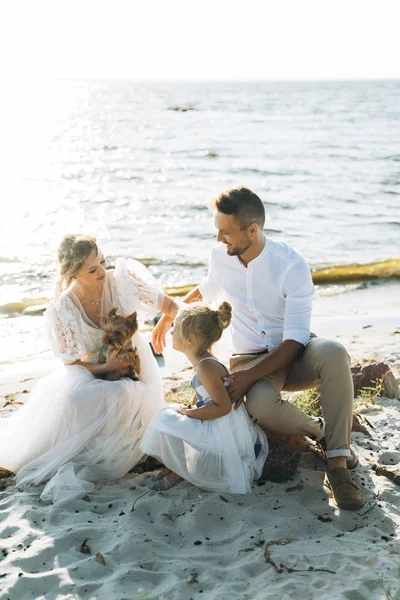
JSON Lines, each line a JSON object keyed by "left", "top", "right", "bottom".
{"left": 152, "top": 186, "right": 364, "bottom": 510}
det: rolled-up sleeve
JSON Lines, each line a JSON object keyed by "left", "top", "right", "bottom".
{"left": 199, "top": 247, "right": 223, "bottom": 303}
{"left": 282, "top": 258, "right": 314, "bottom": 346}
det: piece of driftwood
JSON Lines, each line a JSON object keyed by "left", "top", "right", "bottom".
{"left": 351, "top": 414, "right": 373, "bottom": 437}
{"left": 374, "top": 465, "right": 400, "bottom": 486}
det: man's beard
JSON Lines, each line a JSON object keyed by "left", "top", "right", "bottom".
{"left": 225, "top": 241, "right": 252, "bottom": 256}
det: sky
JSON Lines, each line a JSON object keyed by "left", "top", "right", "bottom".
{"left": 3, "top": 0, "right": 400, "bottom": 81}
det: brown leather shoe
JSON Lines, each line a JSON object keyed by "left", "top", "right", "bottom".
{"left": 317, "top": 438, "right": 359, "bottom": 470}
{"left": 324, "top": 467, "right": 364, "bottom": 510}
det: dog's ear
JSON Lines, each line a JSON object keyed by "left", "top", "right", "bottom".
{"left": 107, "top": 307, "right": 118, "bottom": 319}
{"left": 129, "top": 311, "right": 137, "bottom": 320}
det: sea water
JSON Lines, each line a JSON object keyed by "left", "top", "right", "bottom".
{"left": 1, "top": 79, "right": 399, "bottom": 366}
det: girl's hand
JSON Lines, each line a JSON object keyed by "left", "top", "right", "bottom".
{"left": 177, "top": 405, "right": 190, "bottom": 416}
{"left": 104, "top": 351, "right": 131, "bottom": 373}
{"left": 151, "top": 315, "right": 173, "bottom": 355}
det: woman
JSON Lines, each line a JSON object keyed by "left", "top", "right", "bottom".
{"left": 0, "top": 234, "right": 178, "bottom": 503}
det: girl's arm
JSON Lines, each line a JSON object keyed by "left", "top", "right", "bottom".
{"left": 160, "top": 294, "right": 180, "bottom": 321}
{"left": 179, "top": 360, "right": 231, "bottom": 421}
{"left": 151, "top": 286, "right": 203, "bottom": 355}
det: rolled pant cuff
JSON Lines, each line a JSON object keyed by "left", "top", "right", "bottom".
{"left": 325, "top": 449, "right": 351, "bottom": 459}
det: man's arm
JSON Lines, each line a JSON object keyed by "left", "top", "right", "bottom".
{"left": 151, "top": 286, "right": 203, "bottom": 354}
{"left": 225, "top": 339, "right": 305, "bottom": 407}
{"left": 227, "top": 256, "right": 313, "bottom": 407}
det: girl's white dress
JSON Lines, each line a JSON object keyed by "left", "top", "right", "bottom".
{"left": 140, "top": 357, "right": 269, "bottom": 494}
{"left": 0, "top": 259, "right": 164, "bottom": 503}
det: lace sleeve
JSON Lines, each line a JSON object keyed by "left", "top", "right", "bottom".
{"left": 113, "top": 257, "right": 164, "bottom": 320}
{"left": 45, "top": 297, "right": 88, "bottom": 363}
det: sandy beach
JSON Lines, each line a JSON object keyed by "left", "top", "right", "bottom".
{"left": 1, "top": 282, "right": 399, "bottom": 600}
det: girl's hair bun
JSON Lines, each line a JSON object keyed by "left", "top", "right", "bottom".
{"left": 217, "top": 301, "right": 232, "bottom": 330}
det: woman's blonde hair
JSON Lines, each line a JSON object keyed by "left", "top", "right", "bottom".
{"left": 178, "top": 301, "right": 232, "bottom": 356}
{"left": 56, "top": 234, "right": 98, "bottom": 296}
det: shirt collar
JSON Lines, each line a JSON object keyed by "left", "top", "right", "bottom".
{"left": 235, "top": 235, "right": 268, "bottom": 269}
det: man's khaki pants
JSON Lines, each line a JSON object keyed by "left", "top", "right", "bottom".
{"left": 230, "top": 338, "right": 353, "bottom": 458}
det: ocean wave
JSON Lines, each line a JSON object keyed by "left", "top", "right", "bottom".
{"left": 380, "top": 155, "right": 400, "bottom": 162}
{"left": 0, "top": 257, "right": 21, "bottom": 264}
{"left": 122, "top": 258, "right": 207, "bottom": 269}
{"left": 229, "top": 168, "right": 303, "bottom": 177}
{"left": 168, "top": 105, "right": 198, "bottom": 112}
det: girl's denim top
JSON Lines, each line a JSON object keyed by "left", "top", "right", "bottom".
{"left": 190, "top": 357, "right": 230, "bottom": 408}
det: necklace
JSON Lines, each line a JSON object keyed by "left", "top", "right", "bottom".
{"left": 74, "top": 285, "right": 102, "bottom": 306}
{"left": 81, "top": 299, "right": 101, "bottom": 306}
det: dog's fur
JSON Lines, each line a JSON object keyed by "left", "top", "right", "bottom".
{"left": 99, "top": 307, "right": 141, "bottom": 381}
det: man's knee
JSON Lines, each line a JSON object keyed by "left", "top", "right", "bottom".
{"left": 312, "top": 339, "right": 351, "bottom": 367}
{"left": 245, "top": 380, "right": 281, "bottom": 426}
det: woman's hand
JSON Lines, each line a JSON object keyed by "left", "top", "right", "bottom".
{"left": 177, "top": 405, "right": 191, "bottom": 416}
{"left": 151, "top": 315, "right": 173, "bottom": 355}
{"left": 104, "top": 351, "right": 131, "bottom": 373}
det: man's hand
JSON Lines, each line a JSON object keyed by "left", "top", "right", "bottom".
{"left": 151, "top": 315, "right": 173, "bottom": 354}
{"left": 224, "top": 369, "right": 255, "bottom": 409}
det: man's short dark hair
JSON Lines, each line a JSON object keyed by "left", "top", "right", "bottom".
{"left": 213, "top": 186, "right": 265, "bottom": 228}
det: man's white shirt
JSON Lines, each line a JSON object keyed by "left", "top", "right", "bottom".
{"left": 199, "top": 237, "right": 314, "bottom": 354}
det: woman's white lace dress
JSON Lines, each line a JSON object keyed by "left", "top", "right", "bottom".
{"left": 0, "top": 259, "right": 164, "bottom": 503}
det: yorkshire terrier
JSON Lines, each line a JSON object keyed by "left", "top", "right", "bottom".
{"left": 99, "top": 307, "right": 141, "bottom": 381}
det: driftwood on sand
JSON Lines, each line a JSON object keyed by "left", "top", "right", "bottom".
{"left": 374, "top": 465, "right": 400, "bottom": 486}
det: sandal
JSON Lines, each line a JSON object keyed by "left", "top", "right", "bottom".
{"left": 149, "top": 475, "right": 182, "bottom": 492}
{"left": 142, "top": 467, "right": 171, "bottom": 482}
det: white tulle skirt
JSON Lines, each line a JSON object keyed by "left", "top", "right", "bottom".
{"left": 0, "top": 335, "right": 163, "bottom": 503}
{"left": 140, "top": 403, "right": 269, "bottom": 494}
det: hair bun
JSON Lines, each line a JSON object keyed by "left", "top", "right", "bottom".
{"left": 217, "top": 301, "right": 232, "bottom": 330}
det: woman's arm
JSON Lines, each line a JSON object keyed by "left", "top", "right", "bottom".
{"left": 179, "top": 360, "right": 231, "bottom": 421}
{"left": 70, "top": 351, "right": 131, "bottom": 376}
{"left": 151, "top": 286, "right": 203, "bottom": 354}
{"left": 70, "top": 361, "right": 108, "bottom": 376}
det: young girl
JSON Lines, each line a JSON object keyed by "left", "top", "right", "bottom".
{"left": 140, "top": 302, "right": 269, "bottom": 494}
